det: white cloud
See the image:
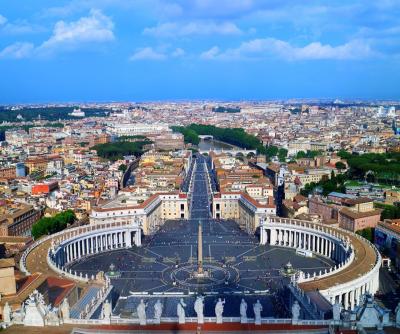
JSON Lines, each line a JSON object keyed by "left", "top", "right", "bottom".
{"left": 0, "top": 10, "right": 115, "bottom": 60}
{"left": 144, "top": 21, "right": 242, "bottom": 37}
{"left": 0, "top": 14, "right": 6, "bottom": 25}
{"left": 200, "top": 46, "right": 220, "bottom": 59}
{"left": 171, "top": 47, "right": 185, "bottom": 57}
{"left": 201, "top": 38, "right": 376, "bottom": 61}
{"left": 129, "top": 47, "right": 166, "bottom": 61}
{"left": 130, "top": 46, "right": 186, "bottom": 60}
{"left": 0, "top": 42, "right": 34, "bottom": 59}
{"left": 1, "top": 21, "right": 45, "bottom": 35}
{"left": 40, "top": 9, "right": 114, "bottom": 51}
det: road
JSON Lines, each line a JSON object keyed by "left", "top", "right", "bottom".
{"left": 190, "top": 155, "right": 211, "bottom": 219}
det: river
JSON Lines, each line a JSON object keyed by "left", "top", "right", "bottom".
{"left": 198, "top": 138, "right": 238, "bottom": 151}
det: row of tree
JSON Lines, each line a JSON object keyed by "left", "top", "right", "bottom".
{"left": 300, "top": 172, "right": 347, "bottom": 197}
{"left": 31, "top": 210, "right": 76, "bottom": 239}
{"left": 374, "top": 202, "right": 400, "bottom": 220}
{"left": 296, "top": 150, "right": 322, "bottom": 159}
{"left": 170, "top": 126, "right": 200, "bottom": 145}
{"left": 338, "top": 151, "right": 400, "bottom": 185}
{"left": 356, "top": 227, "right": 374, "bottom": 243}
{"left": 265, "top": 145, "right": 288, "bottom": 162}
{"left": 172, "top": 124, "right": 266, "bottom": 154}
{"left": 91, "top": 139, "right": 151, "bottom": 161}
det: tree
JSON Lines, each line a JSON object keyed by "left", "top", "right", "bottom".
{"left": 92, "top": 140, "right": 151, "bottom": 161}
{"left": 296, "top": 150, "right": 321, "bottom": 159}
{"left": 335, "top": 161, "right": 346, "bottom": 171}
{"left": 356, "top": 228, "right": 374, "bottom": 242}
{"left": 118, "top": 164, "right": 127, "bottom": 173}
{"left": 265, "top": 145, "right": 279, "bottom": 158}
{"left": 31, "top": 210, "right": 76, "bottom": 239}
{"left": 170, "top": 124, "right": 266, "bottom": 153}
{"left": 296, "top": 151, "right": 307, "bottom": 159}
{"left": 278, "top": 148, "right": 288, "bottom": 162}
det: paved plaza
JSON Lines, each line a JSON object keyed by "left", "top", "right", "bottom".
{"left": 69, "top": 155, "right": 334, "bottom": 318}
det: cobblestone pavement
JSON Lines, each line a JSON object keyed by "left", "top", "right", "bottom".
{"left": 69, "top": 155, "right": 334, "bottom": 318}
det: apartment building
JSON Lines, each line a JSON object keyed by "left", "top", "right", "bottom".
{"left": 212, "top": 192, "right": 276, "bottom": 233}
{"left": 90, "top": 192, "right": 189, "bottom": 235}
{"left": 0, "top": 202, "right": 42, "bottom": 237}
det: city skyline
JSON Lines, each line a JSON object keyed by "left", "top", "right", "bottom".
{"left": 1, "top": 0, "right": 400, "bottom": 103}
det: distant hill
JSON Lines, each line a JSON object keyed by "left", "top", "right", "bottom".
{"left": 0, "top": 106, "right": 109, "bottom": 122}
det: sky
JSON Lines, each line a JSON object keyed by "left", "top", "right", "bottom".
{"left": 0, "top": 0, "right": 400, "bottom": 103}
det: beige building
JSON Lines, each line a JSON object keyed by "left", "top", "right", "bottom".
{"left": 90, "top": 192, "right": 189, "bottom": 235}
{"left": 291, "top": 169, "right": 331, "bottom": 186}
{"left": 212, "top": 192, "right": 276, "bottom": 233}
{"left": 0, "top": 258, "right": 17, "bottom": 296}
{"left": 0, "top": 203, "right": 42, "bottom": 237}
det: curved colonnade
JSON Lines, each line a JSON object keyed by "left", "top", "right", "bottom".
{"left": 260, "top": 217, "right": 381, "bottom": 311}
{"left": 20, "top": 221, "right": 142, "bottom": 283}
{"left": 20, "top": 216, "right": 381, "bottom": 313}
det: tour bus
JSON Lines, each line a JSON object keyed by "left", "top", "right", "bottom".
{"left": 296, "top": 248, "right": 313, "bottom": 258}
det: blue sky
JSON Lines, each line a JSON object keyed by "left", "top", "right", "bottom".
{"left": 0, "top": 0, "right": 400, "bottom": 103}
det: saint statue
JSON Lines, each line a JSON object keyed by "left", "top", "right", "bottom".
{"left": 215, "top": 298, "right": 225, "bottom": 324}
{"left": 240, "top": 299, "right": 247, "bottom": 323}
{"left": 253, "top": 300, "right": 263, "bottom": 325}
{"left": 154, "top": 299, "right": 163, "bottom": 324}
{"left": 291, "top": 301, "right": 301, "bottom": 323}
{"left": 137, "top": 299, "right": 147, "bottom": 325}
{"left": 177, "top": 298, "right": 187, "bottom": 324}
{"left": 194, "top": 296, "right": 204, "bottom": 324}
{"left": 60, "top": 298, "right": 70, "bottom": 322}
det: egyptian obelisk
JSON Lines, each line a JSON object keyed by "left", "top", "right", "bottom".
{"left": 198, "top": 221, "right": 203, "bottom": 275}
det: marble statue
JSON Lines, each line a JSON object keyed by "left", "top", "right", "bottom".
{"left": 102, "top": 300, "right": 112, "bottom": 323}
{"left": 12, "top": 303, "right": 25, "bottom": 323}
{"left": 60, "top": 298, "right": 70, "bottom": 322}
{"left": 215, "top": 298, "right": 225, "bottom": 324}
{"left": 23, "top": 291, "right": 46, "bottom": 327}
{"left": 332, "top": 301, "right": 342, "bottom": 322}
{"left": 177, "top": 298, "right": 187, "bottom": 324}
{"left": 3, "top": 302, "right": 12, "bottom": 324}
{"left": 291, "top": 301, "right": 300, "bottom": 324}
{"left": 154, "top": 299, "right": 163, "bottom": 324}
{"left": 253, "top": 300, "right": 263, "bottom": 325}
{"left": 194, "top": 296, "right": 204, "bottom": 324}
{"left": 137, "top": 299, "right": 147, "bottom": 325}
{"left": 396, "top": 302, "right": 400, "bottom": 328}
{"left": 46, "top": 307, "right": 60, "bottom": 326}
{"left": 240, "top": 299, "right": 248, "bottom": 323}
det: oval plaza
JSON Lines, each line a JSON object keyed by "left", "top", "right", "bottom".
{"left": 19, "top": 153, "right": 382, "bottom": 330}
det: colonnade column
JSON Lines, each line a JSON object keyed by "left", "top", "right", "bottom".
{"left": 135, "top": 229, "right": 142, "bottom": 246}
{"left": 344, "top": 292, "right": 349, "bottom": 310}
{"left": 66, "top": 245, "right": 70, "bottom": 263}
{"left": 270, "top": 229, "right": 277, "bottom": 245}
{"left": 126, "top": 230, "right": 132, "bottom": 247}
